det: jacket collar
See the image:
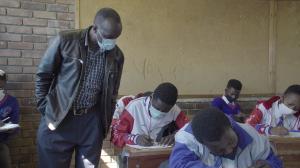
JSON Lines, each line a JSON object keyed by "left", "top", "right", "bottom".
{"left": 84, "top": 26, "right": 92, "bottom": 47}
{"left": 186, "top": 118, "right": 253, "bottom": 150}
{"left": 230, "top": 121, "right": 253, "bottom": 150}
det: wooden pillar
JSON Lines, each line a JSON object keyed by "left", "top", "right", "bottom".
{"left": 75, "top": 0, "right": 80, "bottom": 29}
{"left": 269, "top": 0, "right": 278, "bottom": 94}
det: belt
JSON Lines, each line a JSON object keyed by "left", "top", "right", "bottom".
{"left": 71, "top": 107, "right": 93, "bottom": 116}
{"left": 71, "top": 104, "right": 97, "bottom": 115}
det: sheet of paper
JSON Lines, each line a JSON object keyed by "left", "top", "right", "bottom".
{"left": 0, "top": 123, "right": 20, "bottom": 132}
{"left": 127, "top": 144, "right": 172, "bottom": 150}
{"left": 268, "top": 131, "right": 300, "bottom": 138}
{"left": 288, "top": 132, "right": 300, "bottom": 137}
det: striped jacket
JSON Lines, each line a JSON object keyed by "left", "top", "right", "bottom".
{"left": 112, "top": 96, "right": 189, "bottom": 147}
{"left": 245, "top": 96, "right": 300, "bottom": 134}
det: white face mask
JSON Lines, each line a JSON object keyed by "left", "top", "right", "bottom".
{"left": 279, "top": 103, "right": 297, "bottom": 115}
{"left": 149, "top": 105, "right": 167, "bottom": 119}
{"left": 97, "top": 31, "right": 116, "bottom": 51}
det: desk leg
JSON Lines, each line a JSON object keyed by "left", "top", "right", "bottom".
{"left": 127, "top": 155, "right": 169, "bottom": 168}
{"left": 127, "top": 157, "right": 140, "bottom": 168}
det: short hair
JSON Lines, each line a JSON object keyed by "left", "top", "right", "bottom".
{"left": 135, "top": 91, "right": 153, "bottom": 99}
{"left": 191, "top": 107, "right": 231, "bottom": 143}
{"left": 0, "top": 70, "right": 6, "bottom": 81}
{"left": 284, "top": 84, "right": 300, "bottom": 96}
{"left": 153, "top": 82, "right": 178, "bottom": 106}
{"left": 227, "top": 79, "right": 242, "bottom": 90}
{"left": 94, "top": 8, "right": 121, "bottom": 24}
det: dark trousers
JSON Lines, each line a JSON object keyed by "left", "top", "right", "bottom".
{"left": 37, "top": 110, "right": 103, "bottom": 168}
{"left": 0, "top": 143, "right": 11, "bottom": 168}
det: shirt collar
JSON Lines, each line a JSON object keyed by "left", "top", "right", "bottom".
{"left": 230, "top": 120, "right": 253, "bottom": 150}
{"left": 222, "top": 95, "right": 235, "bottom": 105}
{"left": 222, "top": 95, "right": 230, "bottom": 104}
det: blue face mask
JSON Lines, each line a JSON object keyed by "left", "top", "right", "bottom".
{"left": 97, "top": 31, "right": 116, "bottom": 51}
{"left": 149, "top": 105, "right": 167, "bottom": 119}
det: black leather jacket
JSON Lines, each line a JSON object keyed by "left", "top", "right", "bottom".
{"left": 35, "top": 27, "right": 124, "bottom": 137}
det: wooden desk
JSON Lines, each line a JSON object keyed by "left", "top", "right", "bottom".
{"left": 269, "top": 136, "right": 300, "bottom": 168}
{"left": 124, "top": 146, "right": 172, "bottom": 168}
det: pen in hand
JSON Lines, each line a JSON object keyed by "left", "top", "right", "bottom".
{"left": 2, "top": 117, "right": 10, "bottom": 122}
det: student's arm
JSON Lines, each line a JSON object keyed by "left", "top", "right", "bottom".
{"left": 233, "top": 103, "right": 241, "bottom": 115}
{"left": 10, "top": 97, "right": 19, "bottom": 124}
{"left": 112, "top": 110, "right": 138, "bottom": 148}
{"left": 2, "top": 97, "right": 20, "bottom": 138}
{"left": 263, "top": 149, "right": 283, "bottom": 168}
{"left": 175, "top": 111, "right": 189, "bottom": 129}
{"left": 35, "top": 36, "right": 62, "bottom": 115}
{"left": 249, "top": 126, "right": 283, "bottom": 168}
{"left": 112, "top": 98, "right": 125, "bottom": 120}
{"left": 170, "top": 142, "right": 214, "bottom": 168}
{"left": 246, "top": 107, "right": 271, "bottom": 134}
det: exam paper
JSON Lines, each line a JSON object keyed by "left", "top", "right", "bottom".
{"left": 127, "top": 144, "right": 172, "bottom": 149}
{"left": 288, "top": 132, "right": 300, "bottom": 137}
{"left": 0, "top": 123, "right": 20, "bottom": 132}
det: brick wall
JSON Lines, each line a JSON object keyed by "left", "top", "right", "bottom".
{"left": 0, "top": 0, "right": 74, "bottom": 167}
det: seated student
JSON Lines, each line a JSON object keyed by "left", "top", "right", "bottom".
{"left": 0, "top": 70, "right": 20, "bottom": 168}
{"left": 111, "top": 91, "right": 152, "bottom": 140}
{"left": 112, "top": 82, "right": 189, "bottom": 147}
{"left": 170, "top": 107, "right": 282, "bottom": 168}
{"left": 246, "top": 85, "right": 300, "bottom": 136}
{"left": 211, "top": 79, "right": 245, "bottom": 122}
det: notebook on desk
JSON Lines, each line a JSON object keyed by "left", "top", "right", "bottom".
{"left": 268, "top": 131, "right": 300, "bottom": 138}
{"left": 288, "top": 131, "right": 300, "bottom": 137}
{"left": 126, "top": 144, "right": 172, "bottom": 150}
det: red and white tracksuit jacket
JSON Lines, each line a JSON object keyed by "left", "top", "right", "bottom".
{"left": 110, "top": 95, "right": 135, "bottom": 141}
{"left": 112, "top": 96, "right": 189, "bottom": 148}
{"left": 113, "top": 95, "right": 135, "bottom": 120}
{"left": 246, "top": 96, "right": 300, "bottom": 135}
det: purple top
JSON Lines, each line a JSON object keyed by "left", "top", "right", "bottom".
{"left": 211, "top": 96, "right": 240, "bottom": 118}
{"left": 0, "top": 94, "right": 19, "bottom": 142}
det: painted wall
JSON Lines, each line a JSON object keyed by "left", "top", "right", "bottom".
{"left": 77, "top": 0, "right": 299, "bottom": 96}
{"left": 276, "top": 1, "right": 300, "bottom": 93}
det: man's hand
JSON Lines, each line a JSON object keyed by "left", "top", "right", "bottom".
{"left": 249, "top": 160, "right": 271, "bottom": 168}
{"left": 158, "top": 133, "right": 175, "bottom": 146}
{"left": 136, "top": 135, "right": 153, "bottom": 146}
{"left": 270, "top": 126, "right": 289, "bottom": 136}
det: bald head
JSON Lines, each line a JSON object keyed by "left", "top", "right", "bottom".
{"left": 93, "top": 8, "right": 122, "bottom": 39}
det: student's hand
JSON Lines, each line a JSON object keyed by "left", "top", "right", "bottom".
{"left": 270, "top": 126, "right": 289, "bottom": 136}
{"left": 158, "top": 133, "right": 175, "bottom": 146}
{"left": 136, "top": 135, "right": 153, "bottom": 146}
{"left": 249, "top": 160, "right": 271, "bottom": 168}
